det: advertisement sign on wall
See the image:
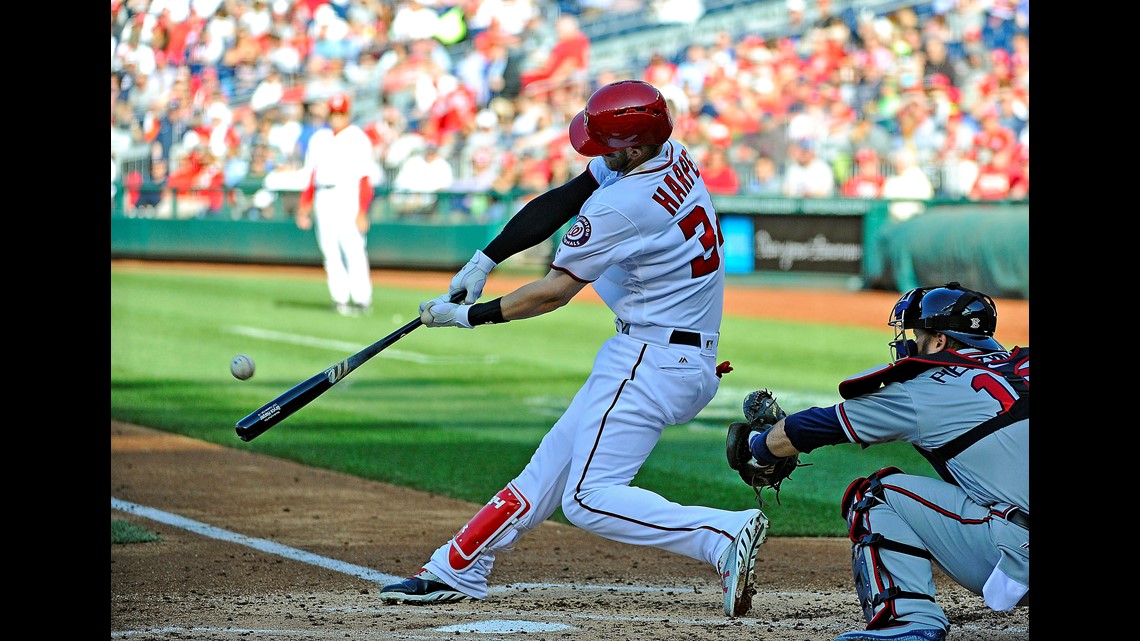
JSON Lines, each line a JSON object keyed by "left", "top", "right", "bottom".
{"left": 752, "top": 214, "right": 864, "bottom": 275}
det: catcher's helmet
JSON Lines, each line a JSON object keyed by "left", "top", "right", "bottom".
{"left": 888, "top": 281, "right": 1002, "bottom": 359}
{"left": 569, "top": 80, "right": 673, "bottom": 156}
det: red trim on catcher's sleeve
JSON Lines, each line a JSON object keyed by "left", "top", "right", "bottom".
{"left": 358, "top": 176, "right": 373, "bottom": 212}
{"left": 299, "top": 171, "right": 316, "bottom": 209}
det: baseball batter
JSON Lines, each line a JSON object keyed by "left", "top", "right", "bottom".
{"left": 296, "top": 94, "right": 381, "bottom": 316}
{"left": 380, "top": 80, "right": 767, "bottom": 617}
{"left": 730, "top": 282, "right": 1028, "bottom": 641}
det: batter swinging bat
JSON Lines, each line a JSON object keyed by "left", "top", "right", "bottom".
{"left": 235, "top": 292, "right": 464, "bottom": 442}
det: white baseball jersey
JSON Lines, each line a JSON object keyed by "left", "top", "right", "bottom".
{"left": 304, "top": 124, "right": 380, "bottom": 209}
{"left": 419, "top": 140, "right": 758, "bottom": 601}
{"left": 553, "top": 141, "right": 724, "bottom": 336}
{"left": 302, "top": 124, "right": 381, "bottom": 309}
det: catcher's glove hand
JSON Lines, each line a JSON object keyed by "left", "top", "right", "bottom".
{"left": 743, "top": 388, "right": 786, "bottom": 426}
{"left": 726, "top": 390, "right": 805, "bottom": 504}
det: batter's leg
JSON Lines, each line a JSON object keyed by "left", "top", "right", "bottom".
{"left": 387, "top": 404, "right": 587, "bottom": 601}
{"left": 557, "top": 337, "right": 754, "bottom": 567}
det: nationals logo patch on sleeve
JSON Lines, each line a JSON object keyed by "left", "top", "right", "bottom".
{"left": 562, "top": 216, "right": 592, "bottom": 247}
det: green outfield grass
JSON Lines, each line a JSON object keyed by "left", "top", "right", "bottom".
{"left": 110, "top": 264, "right": 936, "bottom": 537}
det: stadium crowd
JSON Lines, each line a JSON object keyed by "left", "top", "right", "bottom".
{"left": 110, "top": 0, "right": 1028, "bottom": 221}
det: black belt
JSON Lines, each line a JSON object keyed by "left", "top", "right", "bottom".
{"left": 1007, "top": 509, "right": 1029, "bottom": 530}
{"left": 619, "top": 324, "right": 700, "bottom": 347}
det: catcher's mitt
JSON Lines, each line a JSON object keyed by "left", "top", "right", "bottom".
{"left": 726, "top": 389, "right": 805, "bottom": 504}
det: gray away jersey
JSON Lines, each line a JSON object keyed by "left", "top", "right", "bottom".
{"left": 836, "top": 348, "right": 1029, "bottom": 512}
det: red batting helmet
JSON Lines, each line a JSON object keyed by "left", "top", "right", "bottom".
{"left": 569, "top": 80, "right": 673, "bottom": 156}
{"left": 328, "top": 94, "right": 351, "bottom": 114}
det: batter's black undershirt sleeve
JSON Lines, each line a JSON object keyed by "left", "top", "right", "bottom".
{"left": 482, "top": 170, "right": 599, "bottom": 264}
{"left": 783, "top": 406, "right": 849, "bottom": 453}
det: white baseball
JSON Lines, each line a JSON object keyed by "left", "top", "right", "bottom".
{"left": 230, "top": 354, "right": 256, "bottom": 380}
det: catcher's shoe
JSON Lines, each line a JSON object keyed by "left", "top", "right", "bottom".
{"left": 834, "top": 622, "right": 947, "bottom": 641}
{"left": 717, "top": 509, "right": 768, "bottom": 617}
{"left": 380, "top": 568, "right": 471, "bottom": 604}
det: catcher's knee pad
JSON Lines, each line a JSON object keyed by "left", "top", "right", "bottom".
{"left": 843, "top": 468, "right": 935, "bottom": 628}
{"left": 448, "top": 482, "right": 531, "bottom": 572}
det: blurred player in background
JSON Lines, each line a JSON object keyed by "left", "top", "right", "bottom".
{"left": 296, "top": 94, "right": 381, "bottom": 315}
{"left": 380, "top": 80, "right": 767, "bottom": 617}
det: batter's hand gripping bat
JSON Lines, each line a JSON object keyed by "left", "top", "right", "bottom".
{"left": 235, "top": 292, "right": 464, "bottom": 442}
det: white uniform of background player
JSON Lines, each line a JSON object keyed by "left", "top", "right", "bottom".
{"left": 296, "top": 94, "right": 381, "bottom": 315}
{"left": 381, "top": 80, "right": 767, "bottom": 617}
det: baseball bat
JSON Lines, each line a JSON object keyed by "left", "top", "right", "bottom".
{"left": 235, "top": 292, "right": 464, "bottom": 442}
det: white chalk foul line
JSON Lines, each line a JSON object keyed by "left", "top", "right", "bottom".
{"left": 111, "top": 498, "right": 402, "bottom": 585}
{"left": 224, "top": 325, "right": 499, "bottom": 364}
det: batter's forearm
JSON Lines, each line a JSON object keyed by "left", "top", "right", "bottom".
{"left": 501, "top": 281, "right": 573, "bottom": 320}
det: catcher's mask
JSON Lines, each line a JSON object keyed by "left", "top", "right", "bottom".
{"left": 888, "top": 281, "right": 1002, "bottom": 360}
{"left": 569, "top": 80, "right": 673, "bottom": 156}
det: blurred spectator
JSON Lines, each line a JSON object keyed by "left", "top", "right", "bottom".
{"left": 468, "top": 0, "right": 539, "bottom": 39}
{"left": 921, "top": 36, "right": 960, "bottom": 89}
{"left": 346, "top": 49, "right": 384, "bottom": 92}
{"left": 840, "top": 148, "right": 885, "bottom": 198}
{"left": 264, "top": 103, "right": 304, "bottom": 163}
{"left": 892, "top": 90, "right": 941, "bottom": 164}
{"left": 882, "top": 147, "right": 934, "bottom": 220}
{"left": 448, "top": 147, "right": 501, "bottom": 220}
{"left": 133, "top": 155, "right": 170, "bottom": 216}
{"left": 310, "top": 5, "right": 357, "bottom": 62}
{"left": 304, "top": 56, "right": 350, "bottom": 104}
{"left": 935, "top": 110, "right": 979, "bottom": 199}
{"left": 423, "top": 74, "right": 479, "bottom": 148}
{"left": 297, "top": 99, "right": 331, "bottom": 161}
{"left": 390, "top": 143, "right": 455, "bottom": 217}
{"left": 520, "top": 15, "right": 590, "bottom": 97}
{"left": 250, "top": 67, "right": 286, "bottom": 114}
{"left": 389, "top": 0, "right": 440, "bottom": 44}
{"left": 972, "top": 103, "right": 1017, "bottom": 155}
{"left": 675, "top": 44, "right": 710, "bottom": 94}
{"left": 837, "top": 114, "right": 893, "bottom": 164}
{"left": 708, "top": 30, "right": 738, "bottom": 80}
{"left": 642, "top": 51, "right": 678, "bottom": 88}
{"left": 701, "top": 146, "right": 741, "bottom": 196}
{"left": 743, "top": 154, "right": 783, "bottom": 196}
{"left": 111, "top": 154, "right": 119, "bottom": 207}
{"left": 969, "top": 144, "right": 1027, "bottom": 201}
{"left": 165, "top": 147, "right": 226, "bottom": 218}
{"left": 650, "top": 0, "right": 705, "bottom": 25}
{"left": 782, "top": 139, "right": 836, "bottom": 198}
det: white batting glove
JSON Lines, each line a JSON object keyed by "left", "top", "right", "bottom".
{"left": 450, "top": 250, "right": 497, "bottom": 304}
{"left": 419, "top": 301, "right": 473, "bottom": 328}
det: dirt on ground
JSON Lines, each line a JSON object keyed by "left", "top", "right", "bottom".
{"left": 111, "top": 264, "right": 1030, "bottom": 640}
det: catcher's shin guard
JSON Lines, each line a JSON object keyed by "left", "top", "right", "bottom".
{"left": 447, "top": 482, "right": 531, "bottom": 571}
{"left": 842, "top": 468, "right": 936, "bottom": 629}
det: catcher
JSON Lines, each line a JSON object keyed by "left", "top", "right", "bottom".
{"left": 726, "top": 282, "right": 1028, "bottom": 641}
